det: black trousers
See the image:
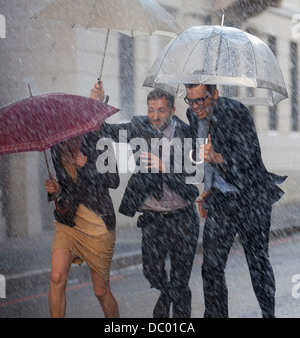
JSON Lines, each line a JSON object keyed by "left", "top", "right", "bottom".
{"left": 138, "top": 205, "right": 199, "bottom": 318}
{"left": 202, "top": 188, "right": 275, "bottom": 318}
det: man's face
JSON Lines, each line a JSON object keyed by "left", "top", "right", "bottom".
{"left": 148, "top": 97, "right": 175, "bottom": 130}
{"left": 185, "top": 85, "right": 218, "bottom": 120}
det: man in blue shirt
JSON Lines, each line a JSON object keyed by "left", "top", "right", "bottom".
{"left": 185, "top": 83, "right": 286, "bottom": 318}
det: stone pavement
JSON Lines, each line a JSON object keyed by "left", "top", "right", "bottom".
{"left": 0, "top": 202, "right": 300, "bottom": 295}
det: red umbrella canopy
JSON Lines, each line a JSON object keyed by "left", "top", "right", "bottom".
{"left": 0, "top": 93, "right": 119, "bottom": 155}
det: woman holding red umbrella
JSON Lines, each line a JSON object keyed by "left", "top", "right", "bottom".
{"left": 45, "top": 84, "right": 120, "bottom": 318}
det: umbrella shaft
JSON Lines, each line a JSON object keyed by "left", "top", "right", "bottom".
{"left": 43, "top": 150, "right": 52, "bottom": 179}
{"left": 98, "top": 28, "right": 110, "bottom": 81}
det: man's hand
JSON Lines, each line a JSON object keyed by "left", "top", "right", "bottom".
{"left": 90, "top": 81, "right": 105, "bottom": 102}
{"left": 195, "top": 189, "right": 210, "bottom": 219}
{"left": 76, "top": 152, "right": 87, "bottom": 168}
{"left": 200, "top": 134, "right": 224, "bottom": 165}
{"left": 140, "top": 152, "right": 166, "bottom": 173}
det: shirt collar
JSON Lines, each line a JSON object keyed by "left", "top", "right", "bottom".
{"left": 162, "top": 118, "right": 176, "bottom": 140}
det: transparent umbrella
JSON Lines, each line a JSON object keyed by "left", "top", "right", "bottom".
{"left": 33, "top": 0, "right": 182, "bottom": 82}
{"left": 143, "top": 25, "right": 288, "bottom": 106}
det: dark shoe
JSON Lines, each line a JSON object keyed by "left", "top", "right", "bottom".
{"left": 153, "top": 293, "right": 171, "bottom": 318}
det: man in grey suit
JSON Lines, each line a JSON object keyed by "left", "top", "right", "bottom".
{"left": 91, "top": 84, "right": 200, "bottom": 318}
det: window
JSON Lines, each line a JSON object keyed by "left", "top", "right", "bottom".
{"left": 291, "top": 42, "right": 299, "bottom": 131}
{"left": 268, "top": 35, "right": 277, "bottom": 130}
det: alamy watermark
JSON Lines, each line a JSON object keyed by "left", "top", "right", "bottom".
{"left": 0, "top": 274, "right": 5, "bottom": 298}
{"left": 0, "top": 14, "right": 6, "bottom": 39}
{"left": 291, "top": 274, "right": 300, "bottom": 299}
{"left": 95, "top": 131, "right": 206, "bottom": 185}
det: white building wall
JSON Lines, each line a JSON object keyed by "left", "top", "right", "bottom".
{"left": 247, "top": 1, "right": 300, "bottom": 204}
{"left": 0, "top": 0, "right": 299, "bottom": 239}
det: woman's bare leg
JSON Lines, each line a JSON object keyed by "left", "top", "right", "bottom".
{"left": 91, "top": 269, "right": 119, "bottom": 318}
{"left": 49, "top": 248, "right": 74, "bottom": 318}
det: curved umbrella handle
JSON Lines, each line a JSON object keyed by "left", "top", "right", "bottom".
{"left": 189, "top": 149, "right": 204, "bottom": 165}
{"left": 53, "top": 195, "right": 71, "bottom": 215}
{"left": 189, "top": 138, "right": 208, "bottom": 165}
{"left": 45, "top": 161, "right": 71, "bottom": 215}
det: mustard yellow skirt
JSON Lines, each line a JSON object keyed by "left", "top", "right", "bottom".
{"left": 52, "top": 204, "right": 116, "bottom": 282}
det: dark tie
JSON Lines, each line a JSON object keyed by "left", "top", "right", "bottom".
{"left": 152, "top": 130, "right": 164, "bottom": 201}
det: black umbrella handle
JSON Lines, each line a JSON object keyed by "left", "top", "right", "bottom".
{"left": 97, "top": 78, "right": 109, "bottom": 103}
{"left": 53, "top": 195, "right": 71, "bottom": 215}
{"left": 49, "top": 173, "right": 71, "bottom": 215}
{"left": 44, "top": 151, "right": 71, "bottom": 215}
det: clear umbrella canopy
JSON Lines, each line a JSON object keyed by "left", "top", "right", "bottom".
{"left": 34, "top": 0, "right": 182, "bottom": 82}
{"left": 143, "top": 25, "right": 288, "bottom": 106}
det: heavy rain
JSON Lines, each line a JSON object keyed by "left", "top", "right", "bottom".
{"left": 0, "top": 0, "right": 300, "bottom": 327}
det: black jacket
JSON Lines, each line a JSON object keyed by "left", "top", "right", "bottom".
{"left": 49, "top": 130, "right": 119, "bottom": 230}
{"left": 102, "top": 116, "right": 199, "bottom": 217}
{"left": 186, "top": 96, "right": 287, "bottom": 205}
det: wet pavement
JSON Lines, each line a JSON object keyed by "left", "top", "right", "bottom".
{"left": 0, "top": 201, "right": 300, "bottom": 319}
{"left": 1, "top": 231, "right": 300, "bottom": 321}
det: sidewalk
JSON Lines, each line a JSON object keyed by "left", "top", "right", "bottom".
{"left": 1, "top": 202, "right": 300, "bottom": 294}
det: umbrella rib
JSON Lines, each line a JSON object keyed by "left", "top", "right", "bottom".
{"left": 86, "top": 0, "right": 98, "bottom": 29}
{"left": 161, "top": 39, "right": 185, "bottom": 95}
{"left": 139, "top": 0, "right": 153, "bottom": 34}
{"left": 244, "top": 34, "right": 278, "bottom": 103}
{"left": 182, "top": 45, "right": 196, "bottom": 76}
{"left": 201, "top": 30, "right": 214, "bottom": 80}
{"left": 225, "top": 37, "right": 231, "bottom": 78}
{"left": 185, "top": 30, "right": 214, "bottom": 81}
{"left": 249, "top": 37, "right": 276, "bottom": 103}
{"left": 156, "top": 38, "right": 179, "bottom": 77}
{"left": 245, "top": 34, "right": 258, "bottom": 85}
{"left": 214, "top": 33, "right": 223, "bottom": 75}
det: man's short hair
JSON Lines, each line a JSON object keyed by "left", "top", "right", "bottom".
{"left": 147, "top": 88, "right": 175, "bottom": 110}
{"left": 185, "top": 84, "right": 217, "bottom": 96}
